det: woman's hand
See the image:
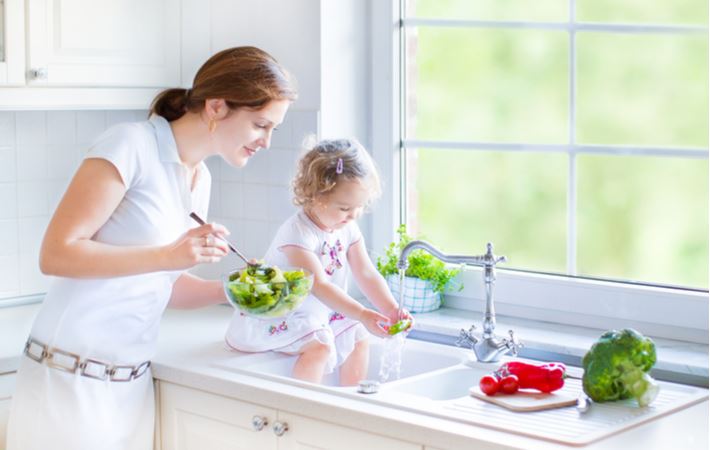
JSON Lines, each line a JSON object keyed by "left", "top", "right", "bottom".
{"left": 357, "top": 308, "right": 391, "bottom": 338}
{"left": 161, "top": 223, "right": 230, "bottom": 270}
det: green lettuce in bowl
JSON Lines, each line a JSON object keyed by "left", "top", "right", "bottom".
{"left": 223, "top": 265, "right": 313, "bottom": 318}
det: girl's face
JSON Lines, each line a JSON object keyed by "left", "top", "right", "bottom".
{"left": 213, "top": 99, "right": 290, "bottom": 168}
{"left": 311, "top": 178, "right": 370, "bottom": 231}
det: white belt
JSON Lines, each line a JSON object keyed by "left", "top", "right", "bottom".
{"left": 23, "top": 337, "right": 151, "bottom": 382}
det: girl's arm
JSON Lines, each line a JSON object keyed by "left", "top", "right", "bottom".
{"left": 280, "top": 245, "right": 390, "bottom": 337}
{"left": 40, "top": 158, "right": 228, "bottom": 278}
{"left": 347, "top": 239, "right": 414, "bottom": 323}
{"left": 168, "top": 273, "right": 227, "bottom": 309}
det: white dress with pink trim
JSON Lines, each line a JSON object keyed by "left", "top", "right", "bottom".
{"left": 225, "top": 211, "right": 368, "bottom": 373}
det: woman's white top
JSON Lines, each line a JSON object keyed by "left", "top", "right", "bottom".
{"left": 225, "top": 210, "right": 363, "bottom": 353}
{"left": 28, "top": 115, "right": 211, "bottom": 364}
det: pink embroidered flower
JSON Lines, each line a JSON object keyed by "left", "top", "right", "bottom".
{"left": 329, "top": 312, "right": 345, "bottom": 323}
{"left": 321, "top": 239, "right": 344, "bottom": 275}
{"left": 269, "top": 321, "right": 289, "bottom": 335}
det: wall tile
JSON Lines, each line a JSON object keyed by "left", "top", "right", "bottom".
{"left": 242, "top": 184, "right": 270, "bottom": 221}
{"left": 18, "top": 216, "right": 50, "bottom": 257}
{"left": 77, "top": 111, "right": 107, "bottom": 145}
{"left": 290, "top": 110, "right": 320, "bottom": 145}
{"left": 0, "top": 255, "right": 20, "bottom": 296}
{"left": 0, "top": 147, "right": 16, "bottom": 182}
{"left": 46, "top": 111, "right": 76, "bottom": 145}
{"left": 17, "top": 181, "right": 49, "bottom": 217}
{"left": 0, "top": 219, "right": 19, "bottom": 256}
{"left": 242, "top": 219, "right": 272, "bottom": 259}
{"left": 270, "top": 116, "right": 293, "bottom": 149}
{"left": 219, "top": 181, "right": 243, "bottom": 219}
{"left": 220, "top": 158, "right": 242, "bottom": 182}
{"left": 107, "top": 110, "right": 141, "bottom": 127}
{"left": 268, "top": 185, "right": 296, "bottom": 222}
{"left": 0, "top": 183, "right": 17, "bottom": 220}
{"left": 15, "top": 112, "right": 46, "bottom": 147}
{"left": 19, "top": 251, "right": 49, "bottom": 296}
{"left": 0, "top": 112, "right": 15, "bottom": 146}
{"left": 242, "top": 150, "right": 270, "bottom": 184}
{"left": 17, "top": 145, "right": 48, "bottom": 181}
{"left": 47, "top": 143, "right": 81, "bottom": 180}
{"left": 268, "top": 148, "right": 299, "bottom": 186}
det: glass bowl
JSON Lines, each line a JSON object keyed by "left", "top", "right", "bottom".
{"left": 223, "top": 265, "right": 313, "bottom": 318}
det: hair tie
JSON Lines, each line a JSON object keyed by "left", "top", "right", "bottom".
{"left": 184, "top": 88, "right": 192, "bottom": 100}
{"left": 336, "top": 158, "right": 344, "bottom": 174}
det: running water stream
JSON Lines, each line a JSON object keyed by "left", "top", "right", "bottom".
{"left": 378, "top": 269, "right": 408, "bottom": 382}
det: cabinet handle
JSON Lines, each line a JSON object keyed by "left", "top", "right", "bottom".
{"left": 272, "top": 421, "right": 289, "bottom": 436}
{"left": 28, "top": 68, "right": 48, "bottom": 80}
{"left": 251, "top": 415, "right": 268, "bottom": 431}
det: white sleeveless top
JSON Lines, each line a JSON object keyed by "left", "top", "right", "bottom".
{"left": 29, "top": 114, "right": 211, "bottom": 364}
{"left": 225, "top": 211, "right": 362, "bottom": 352}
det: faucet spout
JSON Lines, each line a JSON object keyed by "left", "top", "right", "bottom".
{"left": 397, "top": 240, "right": 519, "bottom": 363}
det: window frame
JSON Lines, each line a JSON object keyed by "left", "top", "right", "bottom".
{"left": 368, "top": 0, "right": 709, "bottom": 343}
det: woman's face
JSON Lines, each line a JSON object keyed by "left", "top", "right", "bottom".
{"left": 214, "top": 99, "right": 290, "bottom": 168}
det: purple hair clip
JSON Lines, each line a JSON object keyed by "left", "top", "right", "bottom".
{"left": 336, "top": 158, "right": 344, "bottom": 174}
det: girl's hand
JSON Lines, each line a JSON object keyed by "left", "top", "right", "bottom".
{"left": 385, "top": 306, "right": 415, "bottom": 328}
{"left": 161, "top": 223, "right": 230, "bottom": 270}
{"left": 358, "top": 308, "right": 391, "bottom": 338}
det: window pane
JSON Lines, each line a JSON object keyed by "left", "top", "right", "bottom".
{"left": 577, "top": 0, "right": 708, "bottom": 26}
{"left": 408, "top": 0, "right": 568, "bottom": 22}
{"left": 409, "top": 27, "right": 568, "bottom": 143}
{"left": 577, "top": 33, "right": 709, "bottom": 148}
{"left": 578, "top": 155, "right": 708, "bottom": 288}
{"left": 407, "top": 148, "right": 567, "bottom": 273}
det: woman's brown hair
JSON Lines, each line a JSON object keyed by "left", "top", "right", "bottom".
{"left": 150, "top": 46, "right": 297, "bottom": 121}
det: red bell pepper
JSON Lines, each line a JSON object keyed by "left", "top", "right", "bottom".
{"left": 495, "top": 361, "right": 566, "bottom": 393}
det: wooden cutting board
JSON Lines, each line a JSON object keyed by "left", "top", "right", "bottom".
{"left": 469, "top": 386, "right": 578, "bottom": 412}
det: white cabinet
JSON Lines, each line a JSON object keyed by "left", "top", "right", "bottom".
{"left": 158, "top": 381, "right": 422, "bottom": 450}
{"left": 0, "top": 0, "right": 182, "bottom": 109}
{"left": 0, "top": 372, "right": 17, "bottom": 450}
{"left": 26, "top": 0, "right": 179, "bottom": 87}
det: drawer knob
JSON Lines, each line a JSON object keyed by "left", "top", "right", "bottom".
{"left": 251, "top": 415, "right": 268, "bottom": 431}
{"left": 272, "top": 421, "right": 289, "bottom": 436}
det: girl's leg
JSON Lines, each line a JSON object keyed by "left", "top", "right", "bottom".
{"left": 339, "top": 338, "right": 369, "bottom": 386}
{"left": 292, "top": 339, "right": 331, "bottom": 383}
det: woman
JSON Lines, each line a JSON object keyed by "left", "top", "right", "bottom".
{"left": 6, "top": 46, "right": 297, "bottom": 450}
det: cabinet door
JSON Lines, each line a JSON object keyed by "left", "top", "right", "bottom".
{"left": 0, "top": 373, "right": 17, "bottom": 450}
{"left": 276, "top": 412, "right": 422, "bottom": 450}
{"left": 159, "top": 381, "right": 278, "bottom": 450}
{"left": 26, "top": 0, "right": 179, "bottom": 87}
{"left": 0, "top": 0, "right": 25, "bottom": 85}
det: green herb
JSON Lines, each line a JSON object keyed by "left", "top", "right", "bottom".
{"left": 376, "top": 225, "right": 462, "bottom": 295}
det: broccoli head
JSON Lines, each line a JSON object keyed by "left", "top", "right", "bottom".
{"left": 582, "top": 328, "right": 660, "bottom": 407}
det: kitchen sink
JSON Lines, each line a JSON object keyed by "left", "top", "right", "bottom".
{"left": 215, "top": 336, "right": 467, "bottom": 386}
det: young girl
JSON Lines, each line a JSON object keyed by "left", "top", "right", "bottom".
{"left": 225, "top": 138, "right": 413, "bottom": 385}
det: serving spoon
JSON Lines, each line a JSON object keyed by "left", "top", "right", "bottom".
{"left": 189, "top": 212, "right": 260, "bottom": 268}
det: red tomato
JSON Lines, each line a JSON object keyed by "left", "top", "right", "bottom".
{"left": 479, "top": 374, "right": 500, "bottom": 396}
{"left": 499, "top": 374, "right": 520, "bottom": 394}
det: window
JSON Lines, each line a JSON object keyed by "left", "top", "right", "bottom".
{"left": 369, "top": 0, "right": 708, "bottom": 342}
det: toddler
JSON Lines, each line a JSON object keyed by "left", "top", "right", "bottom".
{"left": 225, "top": 138, "right": 412, "bottom": 385}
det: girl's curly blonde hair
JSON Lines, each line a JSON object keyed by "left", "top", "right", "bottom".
{"left": 292, "top": 137, "right": 382, "bottom": 208}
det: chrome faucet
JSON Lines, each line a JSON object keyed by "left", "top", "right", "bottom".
{"left": 397, "top": 241, "right": 522, "bottom": 362}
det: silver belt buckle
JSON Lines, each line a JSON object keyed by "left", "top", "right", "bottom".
{"left": 46, "top": 347, "right": 81, "bottom": 374}
{"left": 110, "top": 365, "right": 135, "bottom": 382}
{"left": 24, "top": 338, "right": 48, "bottom": 363}
{"left": 132, "top": 361, "right": 151, "bottom": 379}
{"left": 81, "top": 358, "right": 110, "bottom": 381}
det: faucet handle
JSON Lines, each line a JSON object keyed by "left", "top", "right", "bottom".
{"left": 456, "top": 325, "right": 478, "bottom": 348}
{"left": 505, "top": 329, "right": 523, "bottom": 356}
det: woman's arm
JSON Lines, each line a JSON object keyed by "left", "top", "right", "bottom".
{"left": 40, "top": 158, "right": 228, "bottom": 278}
{"left": 347, "top": 239, "right": 413, "bottom": 323}
{"left": 280, "top": 245, "right": 390, "bottom": 337}
{"left": 168, "top": 272, "right": 227, "bottom": 309}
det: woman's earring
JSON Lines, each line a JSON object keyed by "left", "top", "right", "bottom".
{"left": 208, "top": 119, "right": 217, "bottom": 133}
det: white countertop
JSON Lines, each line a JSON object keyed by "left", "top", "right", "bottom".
{"left": 2, "top": 302, "right": 708, "bottom": 449}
